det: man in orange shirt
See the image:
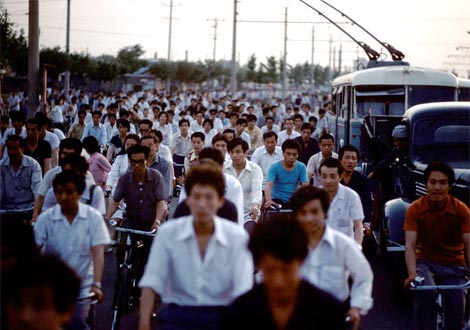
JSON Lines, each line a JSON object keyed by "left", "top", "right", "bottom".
{"left": 404, "top": 162, "right": 470, "bottom": 330}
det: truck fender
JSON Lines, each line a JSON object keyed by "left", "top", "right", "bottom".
{"left": 384, "top": 198, "right": 411, "bottom": 245}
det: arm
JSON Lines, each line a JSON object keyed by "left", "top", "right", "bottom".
{"left": 32, "top": 195, "right": 44, "bottom": 222}
{"left": 152, "top": 200, "right": 167, "bottom": 230}
{"left": 404, "top": 230, "right": 418, "bottom": 287}
{"left": 138, "top": 288, "right": 156, "bottom": 330}
{"left": 353, "top": 219, "right": 364, "bottom": 245}
{"left": 106, "top": 145, "right": 115, "bottom": 162}
{"left": 263, "top": 181, "right": 276, "bottom": 208}
{"left": 104, "top": 199, "right": 120, "bottom": 221}
{"left": 463, "top": 232, "right": 470, "bottom": 268}
{"left": 51, "top": 148, "right": 59, "bottom": 168}
{"left": 90, "top": 245, "right": 105, "bottom": 302}
{"left": 43, "top": 158, "right": 52, "bottom": 174}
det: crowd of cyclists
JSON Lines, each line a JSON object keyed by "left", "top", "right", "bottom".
{"left": 1, "top": 87, "right": 469, "bottom": 330}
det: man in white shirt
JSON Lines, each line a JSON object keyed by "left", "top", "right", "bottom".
{"left": 235, "top": 118, "right": 251, "bottom": 149}
{"left": 139, "top": 163, "right": 253, "bottom": 330}
{"left": 320, "top": 157, "right": 364, "bottom": 245}
{"left": 81, "top": 110, "right": 108, "bottom": 149}
{"left": 307, "top": 133, "right": 338, "bottom": 187}
{"left": 189, "top": 111, "right": 204, "bottom": 132}
{"left": 289, "top": 185, "right": 373, "bottom": 330}
{"left": 251, "top": 131, "right": 283, "bottom": 191}
{"left": 224, "top": 138, "right": 263, "bottom": 230}
{"left": 277, "top": 117, "right": 300, "bottom": 146}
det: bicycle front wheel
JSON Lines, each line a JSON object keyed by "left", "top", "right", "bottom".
{"left": 111, "top": 266, "right": 130, "bottom": 330}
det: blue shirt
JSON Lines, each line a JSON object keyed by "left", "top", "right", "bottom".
{"left": 81, "top": 123, "right": 107, "bottom": 146}
{"left": 0, "top": 155, "right": 42, "bottom": 210}
{"left": 266, "top": 160, "right": 308, "bottom": 203}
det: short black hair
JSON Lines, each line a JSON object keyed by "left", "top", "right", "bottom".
{"left": 127, "top": 144, "right": 150, "bottom": 159}
{"left": 191, "top": 131, "right": 206, "bottom": 142}
{"left": 150, "top": 129, "right": 163, "bottom": 143}
{"left": 319, "top": 133, "right": 335, "bottom": 143}
{"left": 139, "top": 119, "right": 153, "bottom": 128}
{"left": 289, "top": 185, "right": 330, "bottom": 215}
{"left": 53, "top": 169, "right": 86, "bottom": 195}
{"left": 199, "top": 147, "right": 224, "bottom": 166}
{"left": 281, "top": 139, "right": 301, "bottom": 153}
{"left": 91, "top": 110, "right": 102, "bottom": 118}
{"left": 236, "top": 118, "right": 247, "bottom": 126}
{"left": 203, "top": 118, "right": 214, "bottom": 129}
{"left": 339, "top": 144, "right": 359, "bottom": 161}
{"left": 424, "top": 162, "right": 455, "bottom": 186}
{"left": 117, "top": 118, "right": 131, "bottom": 131}
{"left": 61, "top": 154, "right": 88, "bottom": 175}
{"left": 211, "top": 133, "right": 228, "bottom": 146}
{"left": 247, "top": 114, "right": 257, "bottom": 122}
{"left": 263, "top": 131, "right": 278, "bottom": 141}
{"left": 184, "top": 162, "right": 225, "bottom": 198}
{"left": 300, "top": 122, "right": 313, "bottom": 132}
{"left": 319, "top": 157, "right": 343, "bottom": 176}
{"left": 227, "top": 137, "right": 249, "bottom": 153}
{"left": 249, "top": 216, "right": 308, "bottom": 265}
{"left": 179, "top": 118, "right": 190, "bottom": 127}
{"left": 26, "top": 118, "right": 43, "bottom": 130}
{"left": 82, "top": 136, "right": 100, "bottom": 154}
{"left": 6, "top": 135, "right": 25, "bottom": 149}
{"left": 4, "top": 255, "right": 81, "bottom": 314}
{"left": 9, "top": 111, "right": 26, "bottom": 123}
{"left": 59, "top": 138, "right": 83, "bottom": 154}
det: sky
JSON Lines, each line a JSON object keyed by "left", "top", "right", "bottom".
{"left": 5, "top": 0, "right": 470, "bottom": 76}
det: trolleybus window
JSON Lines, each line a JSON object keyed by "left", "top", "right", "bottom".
{"left": 408, "top": 86, "right": 456, "bottom": 107}
{"left": 355, "top": 86, "right": 405, "bottom": 119}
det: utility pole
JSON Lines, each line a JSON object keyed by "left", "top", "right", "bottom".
{"left": 208, "top": 18, "right": 224, "bottom": 62}
{"left": 163, "top": 0, "right": 178, "bottom": 95}
{"left": 282, "top": 7, "right": 287, "bottom": 106}
{"left": 310, "top": 26, "right": 315, "bottom": 84}
{"left": 27, "top": 0, "right": 40, "bottom": 117}
{"left": 338, "top": 44, "right": 342, "bottom": 75}
{"left": 230, "top": 0, "right": 238, "bottom": 97}
{"left": 64, "top": 0, "right": 71, "bottom": 98}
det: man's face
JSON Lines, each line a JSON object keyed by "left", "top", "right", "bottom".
{"left": 258, "top": 253, "right": 302, "bottom": 304}
{"left": 340, "top": 150, "right": 358, "bottom": 173}
{"left": 393, "top": 137, "right": 408, "bottom": 152}
{"left": 191, "top": 137, "right": 204, "bottom": 153}
{"left": 124, "top": 138, "right": 138, "bottom": 151}
{"left": 92, "top": 114, "right": 100, "bottom": 126}
{"left": 203, "top": 122, "right": 212, "bottom": 133}
{"left": 26, "top": 123, "right": 39, "bottom": 140}
{"left": 141, "top": 138, "right": 158, "bottom": 157}
{"left": 229, "top": 144, "right": 247, "bottom": 167}
{"left": 59, "top": 147, "right": 76, "bottom": 160}
{"left": 247, "top": 120, "right": 256, "bottom": 129}
{"left": 0, "top": 120, "right": 8, "bottom": 131}
{"left": 186, "top": 183, "right": 224, "bottom": 220}
{"left": 283, "top": 148, "right": 298, "bottom": 167}
{"left": 139, "top": 124, "right": 151, "bottom": 135}
{"left": 7, "top": 286, "right": 71, "bottom": 330}
{"left": 284, "top": 120, "right": 294, "bottom": 131}
{"left": 108, "top": 116, "right": 116, "bottom": 125}
{"left": 296, "top": 198, "right": 326, "bottom": 237}
{"left": 54, "top": 182, "right": 82, "bottom": 211}
{"left": 213, "top": 140, "right": 227, "bottom": 157}
{"left": 319, "top": 139, "right": 334, "bottom": 158}
{"left": 426, "top": 170, "right": 450, "bottom": 204}
{"left": 6, "top": 140, "right": 23, "bottom": 162}
{"left": 195, "top": 113, "right": 203, "bottom": 124}
{"left": 264, "top": 136, "right": 277, "bottom": 154}
{"left": 320, "top": 166, "right": 341, "bottom": 194}
{"left": 301, "top": 129, "right": 312, "bottom": 142}
{"left": 179, "top": 122, "right": 189, "bottom": 134}
{"left": 78, "top": 114, "right": 85, "bottom": 124}
{"left": 266, "top": 119, "right": 274, "bottom": 129}
{"left": 294, "top": 118, "right": 303, "bottom": 129}
{"left": 12, "top": 120, "right": 23, "bottom": 131}
{"left": 129, "top": 153, "right": 147, "bottom": 176}
{"left": 229, "top": 116, "right": 238, "bottom": 126}
{"left": 236, "top": 123, "right": 246, "bottom": 135}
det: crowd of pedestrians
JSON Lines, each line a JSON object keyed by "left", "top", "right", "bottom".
{"left": 0, "top": 87, "right": 468, "bottom": 330}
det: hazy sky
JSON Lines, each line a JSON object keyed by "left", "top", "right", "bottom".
{"left": 6, "top": 0, "right": 470, "bottom": 76}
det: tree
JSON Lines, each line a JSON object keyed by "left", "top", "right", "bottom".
{"left": 0, "top": 6, "right": 28, "bottom": 76}
{"left": 246, "top": 54, "right": 257, "bottom": 82}
{"left": 116, "top": 44, "right": 147, "bottom": 74}
{"left": 262, "top": 56, "right": 278, "bottom": 83}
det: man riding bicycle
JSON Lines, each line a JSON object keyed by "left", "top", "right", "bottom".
{"left": 404, "top": 162, "right": 470, "bottom": 329}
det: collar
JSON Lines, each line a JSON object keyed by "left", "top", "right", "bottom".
{"left": 51, "top": 202, "right": 87, "bottom": 221}
{"left": 420, "top": 195, "right": 457, "bottom": 215}
{"left": 176, "top": 215, "right": 228, "bottom": 246}
{"left": 262, "top": 146, "right": 282, "bottom": 155}
{"left": 319, "top": 225, "right": 336, "bottom": 249}
{"left": 126, "top": 169, "right": 152, "bottom": 183}
{"left": 331, "top": 183, "right": 346, "bottom": 201}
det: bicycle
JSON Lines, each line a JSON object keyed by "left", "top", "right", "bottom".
{"left": 410, "top": 277, "right": 470, "bottom": 330}
{"left": 109, "top": 220, "right": 156, "bottom": 330}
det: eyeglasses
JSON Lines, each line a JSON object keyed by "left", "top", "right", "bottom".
{"left": 129, "top": 159, "right": 145, "bottom": 166}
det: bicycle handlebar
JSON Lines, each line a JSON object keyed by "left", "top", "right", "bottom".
{"left": 410, "top": 279, "right": 470, "bottom": 291}
{"left": 109, "top": 220, "right": 157, "bottom": 236}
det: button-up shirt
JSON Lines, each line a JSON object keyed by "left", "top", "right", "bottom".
{"left": 81, "top": 123, "right": 108, "bottom": 146}
{"left": 301, "top": 225, "right": 373, "bottom": 314}
{"left": 326, "top": 184, "right": 364, "bottom": 238}
{"left": 277, "top": 130, "right": 301, "bottom": 146}
{"left": 34, "top": 203, "right": 110, "bottom": 294}
{"left": 0, "top": 155, "right": 42, "bottom": 209}
{"left": 171, "top": 132, "right": 193, "bottom": 157}
{"left": 224, "top": 160, "right": 263, "bottom": 219}
{"left": 139, "top": 215, "right": 254, "bottom": 306}
{"left": 148, "top": 154, "right": 172, "bottom": 199}
{"left": 294, "top": 136, "right": 320, "bottom": 166}
{"left": 250, "top": 146, "right": 283, "bottom": 190}
{"left": 307, "top": 151, "right": 338, "bottom": 187}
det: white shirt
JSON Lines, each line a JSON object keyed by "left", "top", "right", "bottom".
{"left": 105, "top": 154, "right": 130, "bottom": 195}
{"left": 179, "top": 173, "right": 244, "bottom": 226}
{"left": 301, "top": 225, "right": 373, "bottom": 314}
{"left": 203, "top": 129, "right": 218, "bottom": 147}
{"left": 44, "top": 131, "right": 60, "bottom": 150}
{"left": 250, "top": 145, "right": 283, "bottom": 190}
{"left": 189, "top": 120, "right": 204, "bottom": 132}
{"left": 39, "top": 166, "right": 95, "bottom": 197}
{"left": 260, "top": 125, "right": 280, "bottom": 134}
{"left": 170, "top": 132, "right": 193, "bottom": 157}
{"left": 326, "top": 184, "right": 364, "bottom": 238}
{"left": 51, "top": 105, "right": 64, "bottom": 123}
{"left": 224, "top": 160, "right": 263, "bottom": 220}
{"left": 277, "top": 130, "right": 301, "bottom": 146}
{"left": 34, "top": 203, "right": 110, "bottom": 294}
{"left": 152, "top": 122, "right": 173, "bottom": 147}
{"left": 306, "top": 151, "right": 338, "bottom": 187}
{"left": 139, "top": 215, "right": 253, "bottom": 306}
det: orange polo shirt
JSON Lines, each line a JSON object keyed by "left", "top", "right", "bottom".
{"left": 403, "top": 194, "right": 470, "bottom": 266}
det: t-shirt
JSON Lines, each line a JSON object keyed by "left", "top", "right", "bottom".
{"left": 24, "top": 139, "right": 52, "bottom": 174}
{"left": 266, "top": 161, "right": 308, "bottom": 203}
{"left": 403, "top": 194, "right": 470, "bottom": 266}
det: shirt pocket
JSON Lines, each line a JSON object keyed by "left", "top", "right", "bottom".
{"left": 204, "top": 251, "right": 232, "bottom": 295}
{"left": 337, "top": 211, "right": 350, "bottom": 228}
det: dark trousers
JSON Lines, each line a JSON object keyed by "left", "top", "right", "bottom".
{"left": 157, "top": 304, "right": 226, "bottom": 330}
